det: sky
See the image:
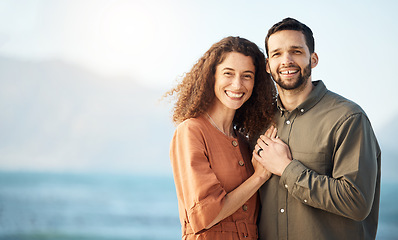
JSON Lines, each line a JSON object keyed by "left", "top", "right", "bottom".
{"left": 0, "top": 0, "right": 397, "bottom": 173}
{"left": 1, "top": 0, "right": 397, "bottom": 130}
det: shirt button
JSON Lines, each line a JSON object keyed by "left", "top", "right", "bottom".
{"left": 284, "top": 184, "right": 288, "bottom": 189}
{"left": 232, "top": 140, "right": 238, "bottom": 147}
{"left": 238, "top": 160, "right": 245, "bottom": 166}
{"left": 304, "top": 199, "right": 308, "bottom": 203}
{"left": 286, "top": 120, "right": 291, "bottom": 125}
{"left": 300, "top": 108, "right": 305, "bottom": 113}
{"left": 280, "top": 208, "right": 285, "bottom": 213}
{"left": 242, "top": 205, "right": 248, "bottom": 211}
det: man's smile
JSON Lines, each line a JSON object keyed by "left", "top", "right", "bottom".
{"left": 280, "top": 69, "right": 299, "bottom": 75}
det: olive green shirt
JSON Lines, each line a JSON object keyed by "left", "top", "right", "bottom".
{"left": 258, "top": 80, "right": 381, "bottom": 240}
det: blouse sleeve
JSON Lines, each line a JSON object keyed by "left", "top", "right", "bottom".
{"left": 170, "top": 120, "right": 227, "bottom": 233}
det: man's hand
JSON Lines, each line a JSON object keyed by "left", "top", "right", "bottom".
{"left": 254, "top": 127, "right": 292, "bottom": 176}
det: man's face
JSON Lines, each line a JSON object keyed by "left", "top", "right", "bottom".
{"left": 266, "top": 30, "right": 316, "bottom": 91}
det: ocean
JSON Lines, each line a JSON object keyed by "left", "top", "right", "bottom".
{"left": 0, "top": 171, "right": 396, "bottom": 240}
{"left": 0, "top": 171, "right": 180, "bottom": 240}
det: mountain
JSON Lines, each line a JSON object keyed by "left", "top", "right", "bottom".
{"left": 0, "top": 56, "right": 175, "bottom": 174}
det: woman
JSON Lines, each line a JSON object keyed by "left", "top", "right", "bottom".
{"left": 166, "top": 36, "right": 277, "bottom": 239}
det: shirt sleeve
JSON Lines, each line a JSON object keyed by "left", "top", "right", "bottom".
{"left": 170, "top": 121, "right": 227, "bottom": 233}
{"left": 280, "top": 113, "right": 380, "bottom": 221}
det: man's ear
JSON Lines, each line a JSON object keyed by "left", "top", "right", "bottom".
{"left": 311, "top": 53, "right": 319, "bottom": 68}
{"left": 266, "top": 59, "right": 271, "bottom": 73}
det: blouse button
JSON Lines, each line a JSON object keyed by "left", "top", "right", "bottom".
{"left": 232, "top": 140, "right": 238, "bottom": 147}
{"left": 238, "top": 160, "right": 245, "bottom": 166}
{"left": 242, "top": 204, "right": 248, "bottom": 211}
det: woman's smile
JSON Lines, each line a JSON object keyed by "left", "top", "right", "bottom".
{"left": 225, "top": 90, "right": 244, "bottom": 99}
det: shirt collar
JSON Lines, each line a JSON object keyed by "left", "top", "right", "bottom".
{"left": 277, "top": 80, "right": 328, "bottom": 116}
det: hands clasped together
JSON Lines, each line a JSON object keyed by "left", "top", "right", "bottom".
{"left": 252, "top": 126, "right": 293, "bottom": 178}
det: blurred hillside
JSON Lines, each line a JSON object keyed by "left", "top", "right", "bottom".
{"left": 0, "top": 56, "right": 175, "bottom": 174}
{"left": 0, "top": 56, "right": 395, "bottom": 181}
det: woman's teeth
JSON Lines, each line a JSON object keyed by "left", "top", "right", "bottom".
{"left": 226, "top": 91, "right": 243, "bottom": 98}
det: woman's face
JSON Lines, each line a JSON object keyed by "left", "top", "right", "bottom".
{"left": 213, "top": 51, "right": 255, "bottom": 112}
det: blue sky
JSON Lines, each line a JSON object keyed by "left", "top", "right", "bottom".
{"left": 0, "top": 0, "right": 397, "bottom": 173}
{"left": 1, "top": 0, "right": 397, "bottom": 130}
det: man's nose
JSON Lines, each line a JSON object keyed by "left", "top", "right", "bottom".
{"left": 281, "top": 53, "right": 294, "bottom": 65}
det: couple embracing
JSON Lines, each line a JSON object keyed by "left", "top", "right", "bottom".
{"left": 165, "top": 18, "right": 381, "bottom": 240}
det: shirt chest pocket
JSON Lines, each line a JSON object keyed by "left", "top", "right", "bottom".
{"left": 291, "top": 151, "right": 331, "bottom": 175}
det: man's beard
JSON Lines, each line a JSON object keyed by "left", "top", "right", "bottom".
{"left": 271, "top": 62, "right": 312, "bottom": 90}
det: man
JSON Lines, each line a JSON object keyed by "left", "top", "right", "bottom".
{"left": 254, "top": 18, "right": 381, "bottom": 240}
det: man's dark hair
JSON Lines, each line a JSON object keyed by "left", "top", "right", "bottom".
{"left": 265, "top": 17, "right": 315, "bottom": 56}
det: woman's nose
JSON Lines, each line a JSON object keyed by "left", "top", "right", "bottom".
{"left": 231, "top": 76, "right": 243, "bottom": 88}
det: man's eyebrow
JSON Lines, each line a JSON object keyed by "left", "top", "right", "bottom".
{"left": 270, "top": 46, "right": 305, "bottom": 53}
{"left": 269, "top": 48, "right": 281, "bottom": 54}
{"left": 291, "top": 45, "right": 305, "bottom": 49}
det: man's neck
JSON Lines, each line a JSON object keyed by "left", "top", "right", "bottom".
{"left": 278, "top": 79, "right": 314, "bottom": 112}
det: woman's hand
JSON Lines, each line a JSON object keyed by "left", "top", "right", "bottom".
{"left": 253, "top": 126, "right": 292, "bottom": 176}
{"left": 251, "top": 126, "right": 277, "bottom": 182}
{"left": 205, "top": 126, "right": 277, "bottom": 229}
{"left": 254, "top": 125, "right": 278, "bottom": 157}
{"left": 251, "top": 155, "right": 271, "bottom": 182}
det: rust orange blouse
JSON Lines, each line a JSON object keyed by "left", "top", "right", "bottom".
{"left": 170, "top": 115, "right": 259, "bottom": 239}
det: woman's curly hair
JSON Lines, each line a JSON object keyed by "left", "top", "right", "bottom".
{"left": 165, "top": 36, "right": 277, "bottom": 143}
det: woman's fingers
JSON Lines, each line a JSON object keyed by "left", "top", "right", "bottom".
{"left": 259, "top": 134, "right": 271, "bottom": 146}
{"left": 257, "top": 136, "right": 270, "bottom": 150}
{"left": 264, "top": 125, "right": 275, "bottom": 137}
{"left": 263, "top": 125, "right": 278, "bottom": 139}
{"left": 271, "top": 126, "right": 277, "bottom": 138}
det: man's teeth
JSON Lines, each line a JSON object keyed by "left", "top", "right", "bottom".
{"left": 226, "top": 91, "right": 244, "bottom": 98}
{"left": 280, "top": 70, "right": 299, "bottom": 74}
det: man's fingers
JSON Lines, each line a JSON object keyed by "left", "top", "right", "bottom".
{"left": 273, "top": 137, "right": 286, "bottom": 145}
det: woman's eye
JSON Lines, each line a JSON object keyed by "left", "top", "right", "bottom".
{"left": 224, "top": 72, "right": 233, "bottom": 76}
